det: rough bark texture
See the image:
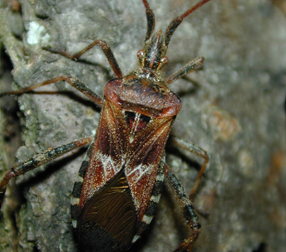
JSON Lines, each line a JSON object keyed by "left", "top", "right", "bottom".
{"left": 0, "top": 0, "right": 285, "bottom": 252}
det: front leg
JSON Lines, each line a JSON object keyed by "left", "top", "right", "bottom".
{"left": 164, "top": 164, "right": 200, "bottom": 252}
{"left": 45, "top": 39, "right": 123, "bottom": 78}
{"left": 166, "top": 57, "right": 204, "bottom": 85}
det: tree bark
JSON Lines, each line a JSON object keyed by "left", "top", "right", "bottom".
{"left": 0, "top": 0, "right": 285, "bottom": 251}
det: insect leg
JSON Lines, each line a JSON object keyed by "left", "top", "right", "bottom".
{"left": 171, "top": 137, "right": 209, "bottom": 200}
{"left": 45, "top": 39, "right": 123, "bottom": 78}
{"left": 164, "top": 164, "right": 200, "bottom": 252}
{"left": 0, "top": 76, "right": 103, "bottom": 108}
{"left": 0, "top": 136, "right": 93, "bottom": 206}
{"left": 166, "top": 57, "right": 204, "bottom": 85}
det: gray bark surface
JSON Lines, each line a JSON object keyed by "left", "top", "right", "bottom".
{"left": 0, "top": 0, "right": 285, "bottom": 251}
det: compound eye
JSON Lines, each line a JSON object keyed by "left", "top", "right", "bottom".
{"left": 137, "top": 50, "right": 144, "bottom": 59}
{"left": 161, "top": 56, "right": 168, "bottom": 65}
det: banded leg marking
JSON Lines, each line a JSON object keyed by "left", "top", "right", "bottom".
{"left": 0, "top": 137, "right": 92, "bottom": 206}
{"left": 164, "top": 164, "right": 200, "bottom": 252}
{"left": 70, "top": 142, "right": 94, "bottom": 227}
{"left": 132, "top": 160, "right": 165, "bottom": 243}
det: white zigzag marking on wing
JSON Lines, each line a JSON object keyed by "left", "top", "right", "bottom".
{"left": 126, "top": 163, "right": 154, "bottom": 183}
{"left": 97, "top": 152, "right": 121, "bottom": 177}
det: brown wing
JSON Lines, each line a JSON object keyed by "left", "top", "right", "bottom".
{"left": 79, "top": 99, "right": 173, "bottom": 236}
{"left": 125, "top": 116, "right": 173, "bottom": 221}
{"left": 77, "top": 169, "right": 136, "bottom": 252}
{"left": 79, "top": 100, "right": 129, "bottom": 209}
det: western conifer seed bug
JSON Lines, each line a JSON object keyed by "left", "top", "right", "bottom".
{"left": 0, "top": 0, "right": 211, "bottom": 251}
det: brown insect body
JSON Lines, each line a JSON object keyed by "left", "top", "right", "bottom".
{"left": 74, "top": 31, "right": 182, "bottom": 252}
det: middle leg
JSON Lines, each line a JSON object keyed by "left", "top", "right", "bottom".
{"left": 165, "top": 164, "right": 200, "bottom": 252}
{"left": 0, "top": 76, "right": 103, "bottom": 108}
{"left": 171, "top": 137, "right": 209, "bottom": 200}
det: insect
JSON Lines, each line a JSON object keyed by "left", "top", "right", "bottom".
{"left": 0, "top": 0, "right": 211, "bottom": 251}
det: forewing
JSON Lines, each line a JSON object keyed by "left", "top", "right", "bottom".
{"left": 80, "top": 101, "right": 129, "bottom": 209}
{"left": 125, "top": 117, "right": 173, "bottom": 220}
